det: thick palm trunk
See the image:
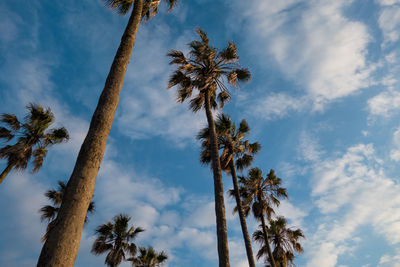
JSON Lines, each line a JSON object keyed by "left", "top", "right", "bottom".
{"left": 204, "top": 89, "right": 230, "bottom": 267}
{"left": 37, "top": 1, "right": 143, "bottom": 266}
{"left": 261, "top": 215, "right": 276, "bottom": 267}
{"left": 0, "top": 164, "right": 13, "bottom": 184}
{"left": 229, "top": 160, "right": 256, "bottom": 267}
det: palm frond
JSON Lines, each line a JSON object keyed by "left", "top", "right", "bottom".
{"left": 32, "top": 147, "right": 48, "bottom": 173}
{"left": 104, "top": 0, "right": 134, "bottom": 15}
{"left": 0, "top": 114, "right": 20, "bottom": 130}
{"left": 218, "top": 41, "right": 238, "bottom": 62}
{"left": 0, "top": 127, "right": 13, "bottom": 142}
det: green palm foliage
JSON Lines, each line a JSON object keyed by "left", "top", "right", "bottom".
{"left": 92, "top": 214, "right": 144, "bottom": 267}
{"left": 39, "top": 181, "right": 95, "bottom": 242}
{"left": 128, "top": 246, "right": 168, "bottom": 267}
{"left": 253, "top": 217, "right": 305, "bottom": 267}
{"left": 168, "top": 28, "right": 251, "bottom": 267}
{"left": 0, "top": 103, "right": 69, "bottom": 184}
{"left": 197, "top": 113, "right": 260, "bottom": 267}
{"left": 239, "top": 168, "right": 288, "bottom": 267}
{"left": 105, "top": 0, "right": 177, "bottom": 19}
{"left": 38, "top": 1, "right": 178, "bottom": 265}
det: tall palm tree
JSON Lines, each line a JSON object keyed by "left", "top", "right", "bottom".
{"left": 168, "top": 29, "right": 251, "bottom": 267}
{"left": 197, "top": 113, "right": 260, "bottom": 267}
{"left": 128, "top": 246, "right": 168, "bottom": 267}
{"left": 0, "top": 103, "right": 69, "bottom": 184}
{"left": 253, "top": 216, "right": 304, "bottom": 267}
{"left": 39, "top": 180, "right": 95, "bottom": 242}
{"left": 239, "top": 168, "right": 288, "bottom": 267}
{"left": 91, "top": 214, "right": 145, "bottom": 267}
{"left": 38, "top": 1, "right": 178, "bottom": 266}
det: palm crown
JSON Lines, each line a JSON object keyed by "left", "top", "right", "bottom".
{"left": 128, "top": 246, "right": 168, "bottom": 267}
{"left": 39, "top": 180, "right": 95, "bottom": 242}
{"left": 239, "top": 168, "right": 288, "bottom": 219}
{"left": 0, "top": 103, "right": 69, "bottom": 184}
{"left": 197, "top": 113, "right": 260, "bottom": 171}
{"left": 253, "top": 216, "right": 305, "bottom": 267}
{"left": 92, "top": 214, "right": 145, "bottom": 267}
{"left": 105, "top": 0, "right": 178, "bottom": 20}
{"left": 167, "top": 28, "right": 251, "bottom": 112}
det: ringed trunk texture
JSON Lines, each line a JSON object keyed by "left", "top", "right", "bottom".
{"left": 204, "top": 89, "right": 230, "bottom": 267}
{"left": 0, "top": 164, "right": 13, "bottom": 184}
{"left": 261, "top": 215, "right": 276, "bottom": 267}
{"left": 37, "top": 1, "right": 143, "bottom": 266}
{"left": 229, "top": 160, "right": 256, "bottom": 267}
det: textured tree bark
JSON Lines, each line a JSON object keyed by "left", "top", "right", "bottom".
{"left": 229, "top": 160, "right": 256, "bottom": 267}
{"left": 261, "top": 215, "right": 276, "bottom": 267}
{"left": 36, "top": 1, "right": 144, "bottom": 266}
{"left": 0, "top": 164, "right": 13, "bottom": 184}
{"left": 204, "top": 89, "right": 230, "bottom": 267}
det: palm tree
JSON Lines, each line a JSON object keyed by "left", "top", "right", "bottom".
{"left": 168, "top": 29, "right": 251, "bottom": 267}
{"left": 253, "top": 216, "right": 304, "bottom": 267}
{"left": 197, "top": 113, "right": 260, "bottom": 267}
{"left": 239, "top": 168, "right": 288, "bottom": 267}
{"left": 128, "top": 246, "right": 168, "bottom": 267}
{"left": 38, "top": 1, "right": 178, "bottom": 266}
{"left": 91, "top": 214, "right": 145, "bottom": 267}
{"left": 0, "top": 103, "right": 69, "bottom": 184}
{"left": 39, "top": 180, "right": 95, "bottom": 242}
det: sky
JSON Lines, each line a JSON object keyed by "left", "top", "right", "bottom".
{"left": 1, "top": 0, "right": 400, "bottom": 266}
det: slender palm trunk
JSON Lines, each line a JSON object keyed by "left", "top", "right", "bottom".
{"left": 37, "top": 1, "right": 144, "bottom": 266}
{"left": 229, "top": 160, "right": 256, "bottom": 267}
{"left": 0, "top": 164, "right": 13, "bottom": 184}
{"left": 261, "top": 215, "right": 276, "bottom": 267}
{"left": 204, "top": 89, "right": 230, "bottom": 267}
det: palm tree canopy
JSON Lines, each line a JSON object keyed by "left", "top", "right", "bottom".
{"left": 167, "top": 28, "right": 251, "bottom": 112}
{"left": 92, "top": 214, "right": 145, "bottom": 267}
{"left": 128, "top": 246, "right": 168, "bottom": 267}
{"left": 239, "top": 168, "right": 288, "bottom": 219}
{"left": 253, "top": 216, "right": 305, "bottom": 267}
{"left": 0, "top": 103, "right": 69, "bottom": 173}
{"left": 105, "top": 0, "right": 178, "bottom": 20}
{"left": 197, "top": 113, "right": 260, "bottom": 172}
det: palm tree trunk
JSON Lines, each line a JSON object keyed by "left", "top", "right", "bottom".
{"left": 0, "top": 164, "right": 13, "bottom": 184}
{"left": 37, "top": 1, "right": 144, "bottom": 266}
{"left": 204, "top": 89, "right": 230, "bottom": 267}
{"left": 229, "top": 160, "right": 256, "bottom": 267}
{"left": 261, "top": 215, "right": 276, "bottom": 267}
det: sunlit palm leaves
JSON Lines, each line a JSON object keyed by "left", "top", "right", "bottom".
{"left": 128, "top": 246, "right": 168, "bottom": 267}
{"left": 253, "top": 217, "right": 305, "bottom": 267}
{"left": 39, "top": 181, "right": 95, "bottom": 242}
{"left": 0, "top": 103, "right": 69, "bottom": 184}
{"left": 167, "top": 28, "right": 251, "bottom": 112}
{"left": 92, "top": 214, "right": 145, "bottom": 267}
{"left": 105, "top": 0, "right": 178, "bottom": 20}
{"left": 239, "top": 168, "right": 288, "bottom": 219}
{"left": 197, "top": 113, "right": 260, "bottom": 172}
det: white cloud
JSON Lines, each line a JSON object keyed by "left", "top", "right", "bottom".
{"left": 378, "top": 5, "right": 400, "bottom": 47}
{"left": 298, "top": 131, "right": 324, "bottom": 162}
{"left": 230, "top": 0, "right": 374, "bottom": 113}
{"left": 368, "top": 89, "right": 400, "bottom": 117}
{"left": 376, "top": 0, "right": 400, "bottom": 6}
{"left": 251, "top": 93, "right": 308, "bottom": 120}
{"left": 304, "top": 143, "right": 400, "bottom": 266}
{"left": 390, "top": 127, "right": 400, "bottom": 161}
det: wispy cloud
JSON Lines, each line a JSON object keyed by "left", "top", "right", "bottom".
{"left": 230, "top": 0, "right": 375, "bottom": 118}
{"left": 301, "top": 143, "right": 400, "bottom": 266}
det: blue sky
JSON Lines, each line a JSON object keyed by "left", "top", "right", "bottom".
{"left": 1, "top": 0, "right": 400, "bottom": 266}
